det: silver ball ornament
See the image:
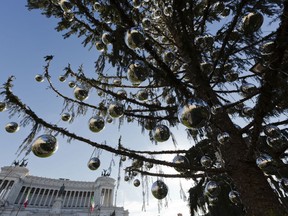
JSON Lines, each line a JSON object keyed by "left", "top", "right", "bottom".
{"left": 108, "top": 102, "right": 124, "bottom": 118}
{"left": 151, "top": 180, "right": 168, "bottom": 200}
{"left": 217, "top": 132, "right": 230, "bottom": 145}
{"left": 61, "top": 113, "right": 71, "bottom": 122}
{"left": 68, "top": 81, "right": 76, "bottom": 88}
{"left": 178, "top": 98, "right": 210, "bottom": 128}
{"left": 266, "top": 135, "right": 288, "bottom": 153}
{"left": 101, "top": 32, "right": 113, "bottom": 45}
{"left": 264, "top": 125, "right": 281, "bottom": 138}
{"left": 89, "top": 116, "right": 105, "bottom": 133}
{"left": 32, "top": 134, "right": 58, "bottom": 158}
{"left": 74, "top": 86, "right": 89, "bottom": 101}
{"left": 35, "top": 74, "right": 44, "bottom": 82}
{"left": 256, "top": 153, "right": 276, "bottom": 175}
{"left": 229, "top": 190, "right": 241, "bottom": 204}
{"left": 133, "top": 179, "right": 140, "bottom": 187}
{"left": 152, "top": 125, "right": 170, "bottom": 142}
{"left": 125, "top": 28, "right": 145, "bottom": 50}
{"left": 204, "top": 181, "right": 221, "bottom": 197}
{"left": 136, "top": 90, "right": 149, "bottom": 101}
{"left": 172, "top": 155, "right": 190, "bottom": 173}
{"left": 242, "top": 12, "right": 263, "bottom": 34}
{"left": 127, "top": 61, "right": 149, "bottom": 86}
{"left": 200, "top": 156, "right": 212, "bottom": 168}
{"left": 5, "top": 122, "right": 19, "bottom": 133}
{"left": 88, "top": 157, "right": 101, "bottom": 170}
{"left": 58, "top": 75, "right": 66, "bottom": 82}
{"left": 0, "top": 102, "right": 7, "bottom": 112}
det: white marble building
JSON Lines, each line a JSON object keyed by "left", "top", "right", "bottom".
{"left": 0, "top": 165, "right": 129, "bottom": 216}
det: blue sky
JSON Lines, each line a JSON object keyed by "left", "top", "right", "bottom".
{"left": 0, "top": 2, "right": 192, "bottom": 215}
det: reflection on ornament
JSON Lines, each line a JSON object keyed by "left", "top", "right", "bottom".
{"left": 229, "top": 190, "right": 241, "bottom": 204}
{"left": 211, "top": 104, "right": 222, "bottom": 115}
{"left": 146, "top": 162, "right": 153, "bottom": 169}
{"left": 32, "top": 134, "right": 58, "bottom": 158}
{"left": 242, "top": 12, "right": 263, "bottom": 33}
{"left": 132, "top": 159, "right": 143, "bottom": 169}
{"left": 127, "top": 61, "right": 149, "bottom": 86}
{"left": 178, "top": 98, "right": 210, "bottom": 128}
{"left": 163, "top": 5, "right": 173, "bottom": 17}
{"left": 133, "top": 179, "right": 140, "bottom": 187}
{"left": 74, "top": 86, "right": 89, "bottom": 101}
{"left": 264, "top": 125, "right": 281, "bottom": 138}
{"left": 102, "top": 32, "right": 113, "bottom": 45}
{"left": 68, "top": 81, "right": 76, "bottom": 88}
{"left": 163, "top": 51, "right": 175, "bottom": 62}
{"left": 200, "top": 156, "right": 212, "bottom": 168}
{"left": 59, "top": 0, "right": 72, "bottom": 12}
{"left": 217, "top": 132, "right": 230, "bottom": 145}
{"left": 261, "top": 41, "right": 275, "bottom": 56}
{"left": 89, "top": 116, "right": 105, "bottom": 133}
{"left": 132, "top": 0, "right": 141, "bottom": 8}
{"left": 121, "top": 155, "right": 126, "bottom": 161}
{"left": 172, "top": 155, "right": 189, "bottom": 173}
{"left": 142, "top": 18, "right": 151, "bottom": 30}
{"left": 93, "top": 2, "right": 101, "bottom": 11}
{"left": 61, "top": 113, "right": 71, "bottom": 122}
{"left": 108, "top": 102, "right": 124, "bottom": 118}
{"left": 151, "top": 180, "right": 168, "bottom": 200}
{"left": 5, "top": 122, "right": 19, "bottom": 133}
{"left": 266, "top": 135, "right": 288, "bottom": 153}
{"left": 240, "top": 83, "right": 257, "bottom": 96}
{"left": 113, "top": 78, "right": 121, "bottom": 86}
{"left": 152, "top": 9, "right": 161, "bottom": 19}
{"left": 88, "top": 157, "right": 101, "bottom": 170}
{"left": 152, "top": 125, "right": 170, "bottom": 142}
{"left": 124, "top": 176, "right": 129, "bottom": 181}
{"left": 63, "top": 12, "right": 74, "bottom": 22}
{"left": 0, "top": 102, "right": 6, "bottom": 112}
{"left": 242, "top": 107, "right": 254, "bottom": 117}
{"left": 225, "top": 71, "right": 238, "bottom": 82}
{"left": 136, "top": 90, "right": 148, "bottom": 101}
{"left": 125, "top": 28, "right": 145, "bottom": 50}
{"left": 106, "top": 116, "right": 113, "bottom": 123}
{"left": 204, "top": 181, "right": 221, "bottom": 197}
{"left": 35, "top": 74, "right": 44, "bottom": 82}
{"left": 95, "top": 42, "right": 105, "bottom": 52}
{"left": 117, "top": 89, "right": 127, "bottom": 100}
{"left": 256, "top": 153, "right": 276, "bottom": 175}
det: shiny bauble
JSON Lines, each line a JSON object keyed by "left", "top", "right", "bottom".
{"left": 225, "top": 71, "right": 238, "bottom": 82}
{"left": 95, "top": 42, "right": 105, "bottom": 52}
{"left": 93, "top": 2, "right": 101, "bottom": 11}
{"left": 264, "top": 125, "right": 281, "bottom": 138}
{"left": 229, "top": 190, "right": 241, "bottom": 204}
{"left": 200, "top": 62, "right": 213, "bottom": 74}
{"left": 146, "top": 162, "right": 153, "bottom": 169}
{"left": 172, "top": 155, "right": 190, "bottom": 173}
{"left": 151, "top": 180, "right": 168, "bottom": 200}
{"left": 113, "top": 78, "right": 121, "bottom": 86}
{"left": 240, "top": 83, "right": 257, "bottom": 96}
{"left": 242, "top": 12, "right": 263, "bottom": 34}
{"left": 5, "top": 122, "right": 19, "bottom": 133}
{"left": 144, "top": 119, "right": 157, "bottom": 131}
{"left": 35, "top": 74, "right": 44, "bottom": 82}
{"left": 142, "top": 18, "right": 151, "bottom": 30}
{"left": 127, "top": 61, "right": 149, "bottom": 86}
{"left": 217, "top": 132, "right": 230, "bottom": 145}
{"left": 136, "top": 90, "right": 149, "bottom": 101}
{"left": 152, "top": 125, "right": 170, "bottom": 142}
{"left": 204, "top": 181, "right": 221, "bottom": 197}
{"left": 261, "top": 41, "right": 275, "bottom": 56}
{"left": 61, "top": 113, "right": 71, "bottom": 122}
{"left": 106, "top": 116, "right": 113, "bottom": 123}
{"left": 212, "top": 2, "right": 225, "bottom": 13}
{"left": 132, "top": 159, "right": 144, "bottom": 169}
{"left": 124, "top": 176, "right": 129, "bottom": 181}
{"left": 125, "top": 28, "right": 145, "bottom": 50}
{"left": 242, "top": 106, "right": 254, "bottom": 117}
{"left": 211, "top": 104, "right": 222, "bottom": 115}
{"left": 74, "top": 86, "right": 89, "bottom": 101}
{"left": 256, "top": 153, "right": 277, "bottom": 175}
{"left": 32, "top": 134, "right": 58, "bottom": 158}
{"left": 121, "top": 155, "right": 126, "bottom": 161}
{"left": 178, "top": 98, "right": 211, "bottom": 129}
{"left": 152, "top": 9, "right": 162, "bottom": 19}
{"left": 117, "top": 89, "right": 127, "bottom": 100}
{"left": 68, "top": 81, "right": 76, "bottom": 88}
{"left": 108, "top": 102, "right": 124, "bottom": 118}
{"left": 132, "top": 0, "right": 141, "bottom": 8}
{"left": 133, "top": 179, "right": 140, "bottom": 187}
{"left": 200, "top": 156, "right": 212, "bottom": 168}
{"left": 0, "top": 102, "right": 6, "bottom": 112}
{"left": 101, "top": 32, "right": 113, "bottom": 45}
{"left": 221, "top": 7, "right": 230, "bottom": 17}
{"left": 89, "top": 116, "right": 105, "bottom": 133}
{"left": 87, "top": 157, "right": 101, "bottom": 170}
{"left": 266, "top": 135, "right": 288, "bottom": 153}
{"left": 59, "top": 0, "right": 72, "bottom": 12}
{"left": 163, "top": 5, "right": 173, "bottom": 17}
{"left": 281, "top": 178, "right": 288, "bottom": 190}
